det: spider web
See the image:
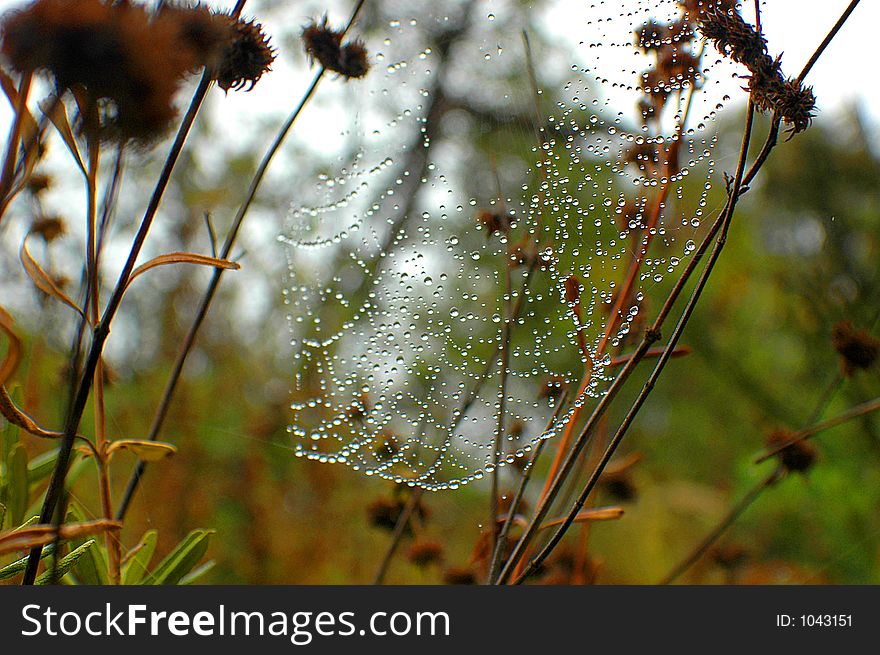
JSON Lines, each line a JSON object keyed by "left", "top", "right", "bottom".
{"left": 280, "top": 0, "right": 738, "bottom": 490}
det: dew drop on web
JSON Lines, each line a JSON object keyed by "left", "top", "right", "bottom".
{"left": 280, "top": 0, "right": 733, "bottom": 491}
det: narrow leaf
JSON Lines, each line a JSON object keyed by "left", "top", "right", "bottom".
{"left": 20, "top": 235, "right": 86, "bottom": 320}
{"left": 40, "top": 96, "right": 85, "bottom": 174}
{"left": 0, "top": 519, "right": 121, "bottom": 555}
{"left": 0, "top": 307, "right": 21, "bottom": 386}
{"left": 128, "top": 252, "right": 240, "bottom": 289}
{"left": 179, "top": 560, "right": 215, "bottom": 585}
{"left": 35, "top": 540, "right": 96, "bottom": 584}
{"left": 0, "top": 384, "right": 65, "bottom": 439}
{"left": 539, "top": 507, "right": 625, "bottom": 531}
{"left": 7, "top": 445, "right": 27, "bottom": 527}
{"left": 121, "top": 530, "right": 157, "bottom": 586}
{"left": 145, "top": 529, "right": 213, "bottom": 586}
{"left": 0, "top": 543, "right": 54, "bottom": 581}
{"left": 27, "top": 448, "right": 59, "bottom": 486}
{"left": 106, "top": 440, "right": 177, "bottom": 462}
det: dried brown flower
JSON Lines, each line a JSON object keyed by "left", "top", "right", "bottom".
{"left": 442, "top": 567, "right": 477, "bottom": 585}
{"left": 214, "top": 15, "right": 275, "bottom": 91}
{"left": 599, "top": 471, "right": 638, "bottom": 502}
{"left": 158, "top": 3, "right": 234, "bottom": 72}
{"left": 766, "top": 429, "right": 818, "bottom": 474}
{"left": 302, "top": 16, "right": 370, "bottom": 80}
{"left": 1, "top": 0, "right": 198, "bottom": 142}
{"left": 366, "top": 494, "right": 430, "bottom": 532}
{"left": 30, "top": 215, "right": 65, "bottom": 242}
{"left": 699, "top": 7, "right": 815, "bottom": 135}
{"left": 406, "top": 540, "right": 444, "bottom": 568}
{"left": 26, "top": 173, "right": 51, "bottom": 196}
{"left": 832, "top": 321, "right": 880, "bottom": 376}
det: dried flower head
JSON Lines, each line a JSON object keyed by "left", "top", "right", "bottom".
{"left": 214, "top": 15, "right": 275, "bottom": 91}
{"left": 1, "top": 0, "right": 198, "bottom": 142}
{"left": 366, "top": 495, "right": 430, "bottom": 532}
{"left": 25, "top": 173, "right": 51, "bottom": 196}
{"left": 158, "top": 3, "right": 234, "bottom": 72}
{"left": 442, "top": 567, "right": 477, "bottom": 585}
{"left": 30, "top": 214, "right": 65, "bottom": 242}
{"left": 406, "top": 540, "right": 444, "bottom": 568}
{"left": 699, "top": 6, "right": 815, "bottom": 135}
{"left": 302, "top": 16, "right": 370, "bottom": 80}
{"left": 832, "top": 321, "right": 880, "bottom": 376}
{"left": 599, "top": 470, "right": 638, "bottom": 502}
{"left": 766, "top": 429, "right": 818, "bottom": 474}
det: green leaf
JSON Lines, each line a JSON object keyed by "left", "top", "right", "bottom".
{"left": 0, "top": 502, "right": 5, "bottom": 530}
{"left": 144, "top": 529, "right": 214, "bottom": 586}
{"left": 67, "top": 505, "right": 107, "bottom": 585}
{"left": 27, "top": 448, "right": 59, "bottom": 487}
{"left": 7, "top": 445, "right": 27, "bottom": 527}
{"left": 36, "top": 540, "right": 95, "bottom": 585}
{"left": 121, "top": 530, "right": 157, "bottom": 585}
{"left": 178, "top": 560, "right": 215, "bottom": 585}
{"left": 0, "top": 543, "right": 54, "bottom": 581}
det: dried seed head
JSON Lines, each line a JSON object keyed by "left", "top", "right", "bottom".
{"left": 302, "top": 16, "right": 370, "bottom": 80}
{"left": 766, "top": 429, "right": 818, "bottom": 474}
{"left": 30, "top": 214, "right": 65, "bottom": 242}
{"left": 26, "top": 172, "right": 51, "bottom": 196}
{"left": 214, "top": 15, "right": 275, "bottom": 92}
{"left": 406, "top": 540, "right": 444, "bottom": 568}
{"left": 442, "top": 567, "right": 477, "bottom": 585}
{"left": 600, "top": 471, "right": 638, "bottom": 502}
{"left": 773, "top": 79, "right": 816, "bottom": 135}
{"left": 699, "top": 8, "right": 768, "bottom": 71}
{"left": 158, "top": 3, "right": 234, "bottom": 72}
{"left": 832, "top": 321, "right": 880, "bottom": 376}
{"left": 1, "top": 0, "right": 198, "bottom": 143}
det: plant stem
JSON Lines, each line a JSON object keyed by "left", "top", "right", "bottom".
{"left": 21, "top": 69, "right": 217, "bottom": 585}
{"left": 510, "top": 101, "right": 758, "bottom": 585}
{"left": 659, "top": 468, "right": 782, "bottom": 585}
{"left": 115, "top": 0, "right": 367, "bottom": 521}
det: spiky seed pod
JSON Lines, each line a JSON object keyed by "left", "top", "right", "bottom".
{"left": 214, "top": 15, "right": 275, "bottom": 92}
{"left": 1, "top": 0, "right": 193, "bottom": 143}
{"left": 302, "top": 16, "right": 370, "bottom": 80}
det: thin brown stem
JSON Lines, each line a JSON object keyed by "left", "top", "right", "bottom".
{"left": 659, "top": 468, "right": 783, "bottom": 585}
{"left": 22, "top": 65, "right": 219, "bottom": 585}
{"left": 115, "top": 0, "right": 367, "bottom": 521}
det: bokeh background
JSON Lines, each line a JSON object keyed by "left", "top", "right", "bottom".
{"left": 2, "top": 0, "right": 880, "bottom": 584}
